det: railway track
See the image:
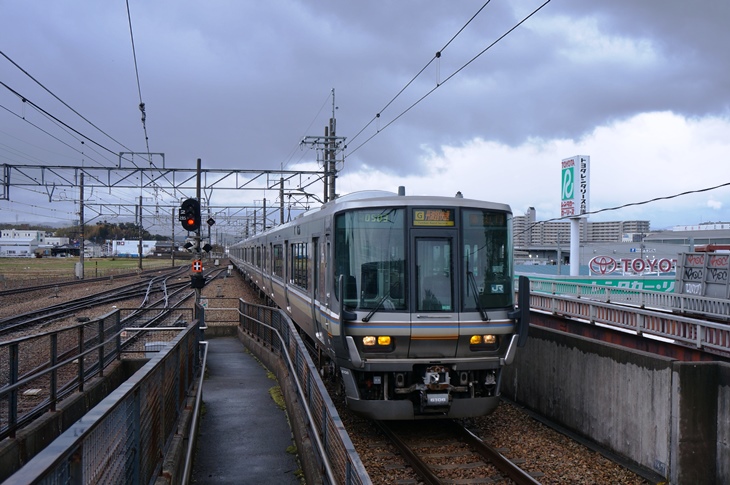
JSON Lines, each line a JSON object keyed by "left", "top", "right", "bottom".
{"left": 0, "top": 267, "right": 224, "bottom": 439}
{"left": 0, "top": 266, "right": 191, "bottom": 335}
{"left": 376, "top": 419, "right": 542, "bottom": 484}
{"left": 0, "top": 264, "right": 186, "bottom": 297}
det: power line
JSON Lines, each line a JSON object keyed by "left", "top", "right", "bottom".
{"left": 0, "top": 82, "right": 126, "bottom": 159}
{"left": 347, "top": 0, "right": 552, "bottom": 157}
{"left": 0, "top": 101, "right": 113, "bottom": 167}
{"left": 518, "top": 179, "right": 730, "bottom": 236}
{"left": 348, "top": 1, "right": 493, "bottom": 148}
{"left": 0, "top": 49, "right": 136, "bottom": 156}
{"left": 126, "top": 0, "right": 151, "bottom": 160}
{"left": 282, "top": 90, "right": 333, "bottom": 171}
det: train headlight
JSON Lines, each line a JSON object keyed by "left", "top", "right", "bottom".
{"left": 469, "top": 334, "right": 498, "bottom": 350}
{"left": 362, "top": 336, "right": 394, "bottom": 351}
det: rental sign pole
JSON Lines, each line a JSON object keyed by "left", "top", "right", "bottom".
{"left": 561, "top": 155, "right": 590, "bottom": 276}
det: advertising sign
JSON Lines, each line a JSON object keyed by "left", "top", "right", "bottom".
{"left": 561, "top": 155, "right": 590, "bottom": 217}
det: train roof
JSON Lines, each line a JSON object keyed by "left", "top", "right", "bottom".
{"left": 322, "top": 190, "right": 512, "bottom": 213}
{"left": 233, "top": 190, "right": 513, "bottom": 246}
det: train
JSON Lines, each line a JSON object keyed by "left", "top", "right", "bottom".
{"left": 228, "top": 188, "right": 529, "bottom": 420}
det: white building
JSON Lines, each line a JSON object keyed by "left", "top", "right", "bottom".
{"left": 1, "top": 229, "right": 47, "bottom": 242}
{"left": 45, "top": 236, "right": 70, "bottom": 246}
{"left": 112, "top": 239, "right": 158, "bottom": 257}
{"left": 0, "top": 238, "right": 38, "bottom": 257}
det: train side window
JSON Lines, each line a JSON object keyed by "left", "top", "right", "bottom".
{"left": 273, "top": 244, "right": 283, "bottom": 278}
{"left": 291, "top": 242, "right": 308, "bottom": 289}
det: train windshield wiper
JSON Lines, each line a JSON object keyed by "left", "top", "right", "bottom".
{"left": 362, "top": 293, "right": 388, "bottom": 322}
{"left": 468, "top": 271, "right": 489, "bottom": 321}
{"left": 362, "top": 280, "right": 401, "bottom": 323}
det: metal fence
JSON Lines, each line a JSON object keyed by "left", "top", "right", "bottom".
{"left": 529, "top": 278, "right": 730, "bottom": 321}
{"left": 3, "top": 322, "right": 202, "bottom": 484}
{"left": 238, "top": 300, "right": 371, "bottom": 485}
{"left": 0, "top": 308, "right": 195, "bottom": 441}
{"left": 529, "top": 290, "right": 730, "bottom": 359}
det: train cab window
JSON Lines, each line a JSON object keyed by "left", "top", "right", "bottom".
{"left": 416, "top": 239, "right": 453, "bottom": 311}
{"left": 461, "top": 209, "right": 512, "bottom": 309}
{"left": 334, "top": 208, "right": 406, "bottom": 310}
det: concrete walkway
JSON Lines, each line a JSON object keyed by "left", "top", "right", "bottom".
{"left": 191, "top": 337, "right": 302, "bottom": 484}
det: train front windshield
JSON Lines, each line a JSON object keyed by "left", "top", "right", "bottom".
{"left": 334, "top": 206, "right": 512, "bottom": 312}
{"left": 335, "top": 208, "right": 407, "bottom": 310}
{"left": 461, "top": 209, "right": 513, "bottom": 309}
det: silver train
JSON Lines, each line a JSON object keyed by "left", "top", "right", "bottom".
{"left": 229, "top": 189, "right": 529, "bottom": 420}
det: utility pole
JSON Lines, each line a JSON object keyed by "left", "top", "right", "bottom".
{"left": 138, "top": 196, "right": 143, "bottom": 271}
{"left": 171, "top": 207, "right": 176, "bottom": 267}
{"left": 301, "top": 88, "right": 346, "bottom": 203}
{"left": 78, "top": 172, "right": 84, "bottom": 280}
{"left": 279, "top": 177, "right": 284, "bottom": 225}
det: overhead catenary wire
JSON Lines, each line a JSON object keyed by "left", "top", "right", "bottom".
{"left": 0, "top": 101, "right": 114, "bottom": 168}
{"left": 347, "top": 0, "right": 551, "bottom": 156}
{"left": 348, "top": 1, "right": 493, "bottom": 148}
{"left": 0, "top": 49, "right": 137, "bottom": 158}
{"left": 126, "top": 0, "right": 151, "bottom": 162}
{"left": 282, "top": 90, "right": 334, "bottom": 171}
{"left": 516, "top": 179, "right": 730, "bottom": 236}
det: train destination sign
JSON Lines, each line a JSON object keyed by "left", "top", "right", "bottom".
{"left": 413, "top": 208, "right": 455, "bottom": 227}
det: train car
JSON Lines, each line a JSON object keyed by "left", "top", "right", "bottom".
{"left": 229, "top": 189, "right": 529, "bottom": 420}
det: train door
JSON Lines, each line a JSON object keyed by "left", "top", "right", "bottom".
{"left": 312, "top": 236, "right": 331, "bottom": 346}
{"left": 284, "top": 240, "right": 291, "bottom": 311}
{"left": 409, "top": 229, "right": 458, "bottom": 358}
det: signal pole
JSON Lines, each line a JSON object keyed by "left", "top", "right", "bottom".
{"left": 195, "top": 158, "right": 202, "bottom": 304}
{"left": 78, "top": 173, "right": 84, "bottom": 280}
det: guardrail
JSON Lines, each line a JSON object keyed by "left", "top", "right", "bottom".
{"left": 529, "top": 279, "right": 730, "bottom": 321}
{"left": 0, "top": 308, "right": 195, "bottom": 441}
{"left": 528, "top": 290, "right": 730, "bottom": 359}
{"left": 238, "top": 300, "right": 371, "bottom": 485}
{"left": 3, "top": 322, "right": 203, "bottom": 484}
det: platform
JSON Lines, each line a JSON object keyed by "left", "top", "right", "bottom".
{"left": 192, "top": 336, "right": 302, "bottom": 484}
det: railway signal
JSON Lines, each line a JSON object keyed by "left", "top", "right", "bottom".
{"left": 190, "top": 274, "right": 205, "bottom": 289}
{"left": 178, "top": 198, "right": 201, "bottom": 231}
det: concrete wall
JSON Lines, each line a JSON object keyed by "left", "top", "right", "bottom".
{"left": 503, "top": 324, "right": 730, "bottom": 483}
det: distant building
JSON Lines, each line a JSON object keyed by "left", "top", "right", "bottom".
{"left": 514, "top": 211, "right": 730, "bottom": 273}
{"left": 0, "top": 238, "right": 38, "bottom": 257}
{"left": 111, "top": 239, "right": 158, "bottom": 257}
{"left": 1, "top": 229, "right": 49, "bottom": 242}
{"left": 513, "top": 209, "right": 650, "bottom": 247}
{"left": 45, "top": 236, "right": 70, "bottom": 246}
{"left": 645, "top": 222, "right": 730, "bottom": 247}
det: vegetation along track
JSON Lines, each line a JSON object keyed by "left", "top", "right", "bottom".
{"left": 376, "top": 418, "right": 542, "bottom": 484}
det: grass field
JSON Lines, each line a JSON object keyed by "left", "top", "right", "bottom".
{"left": 0, "top": 257, "right": 183, "bottom": 285}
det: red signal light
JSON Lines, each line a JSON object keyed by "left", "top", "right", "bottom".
{"left": 179, "top": 198, "right": 201, "bottom": 231}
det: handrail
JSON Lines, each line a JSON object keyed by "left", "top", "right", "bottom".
{"left": 528, "top": 278, "right": 730, "bottom": 321}
{"left": 183, "top": 340, "right": 208, "bottom": 484}
{"left": 529, "top": 291, "right": 730, "bottom": 358}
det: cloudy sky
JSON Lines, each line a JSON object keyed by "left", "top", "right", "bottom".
{"left": 1, "top": 0, "right": 728, "bottom": 234}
